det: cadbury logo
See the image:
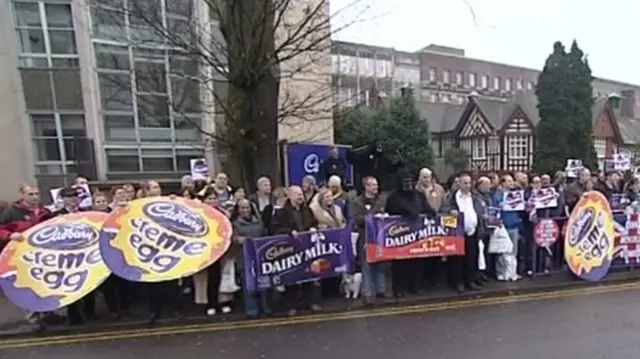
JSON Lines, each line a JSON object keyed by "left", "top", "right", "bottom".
{"left": 28, "top": 223, "right": 98, "bottom": 250}
{"left": 569, "top": 208, "right": 595, "bottom": 246}
{"left": 142, "top": 201, "right": 208, "bottom": 237}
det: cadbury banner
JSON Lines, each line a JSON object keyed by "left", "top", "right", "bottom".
{"left": 243, "top": 227, "right": 354, "bottom": 292}
{"left": 283, "top": 143, "right": 353, "bottom": 186}
{"left": 364, "top": 214, "right": 465, "bottom": 263}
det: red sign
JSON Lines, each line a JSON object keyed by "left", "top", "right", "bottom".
{"left": 534, "top": 218, "right": 560, "bottom": 247}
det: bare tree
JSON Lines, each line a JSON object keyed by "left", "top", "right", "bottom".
{"left": 90, "top": 0, "right": 370, "bottom": 187}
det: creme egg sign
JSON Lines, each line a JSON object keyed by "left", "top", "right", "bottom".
{"left": 99, "top": 197, "right": 232, "bottom": 282}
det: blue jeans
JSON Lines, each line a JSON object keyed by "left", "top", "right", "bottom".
{"left": 243, "top": 290, "right": 271, "bottom": 316}
{"left": 362, "top": 260, "right": 387, "bottom": 296}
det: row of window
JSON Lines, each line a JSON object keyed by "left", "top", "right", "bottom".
{"left": 427, "top": 68, "right": 535, "bottom": 92}
{"left": 331, "top": 55, "right": 394, "bottom": 79}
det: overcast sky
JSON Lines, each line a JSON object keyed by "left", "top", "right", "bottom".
{"left": 331, "top": 0, "right": 639, "bottom": 85}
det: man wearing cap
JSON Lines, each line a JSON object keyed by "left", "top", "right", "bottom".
{"left": 52, "top": 187, "right": 96, "bottom": 325}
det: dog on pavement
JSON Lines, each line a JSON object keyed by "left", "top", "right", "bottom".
{"left": 342, "top": 272, "right": 363, "bottom": 299}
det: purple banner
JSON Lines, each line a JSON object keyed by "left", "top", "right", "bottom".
{"left": 243, "top": 227, "right": 355, "bottom": 292}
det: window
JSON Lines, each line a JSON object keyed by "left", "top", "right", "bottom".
{"left": 441, "top": 93, "right": 451, "bottom": 103}
{"left": 103, "top": 115, "right": 136, "bottom": 142}
{"left": 176, "top": 149, "right": 204, "bottom": 171}
{"left": 98, "top": 73, "right": 133, "bottom": 111}
{"left": 137, "top": 94, "right": 170, "bottom": 127}
{"left": 21, "top": 70, "right": 54, "bottom": 110}
{"left": 171, "top": 76, "right": 200, "bottom": 114}
{"left": 358, "top": 57, "right": 374, "bottom": 77}
{"left": 331, "top": 55, "right": 340, "bottom": 74}
{"left": 472, "top": 138, "right": 486, "bottom": 159}
{"left": 174, "top": 115, "right": 201, "bottom": 142}
{"left": 481, "top": 75, "right": 488, "bottom": 89}
{"left": 593, "top": 138, "right": 607, "bottom": 159}
{"left": 95, "top": 44, "right": 130, "bottom": 70}
{"left": 428, "top": 68, "right": 436, "bottom": 82}
{"left": 468, "top": 73, "right": 476, "bottom": 87}
{"left": 91, "top": 6, "right": 127, "bottom": 41}
{"left": 375, "top": 59, "right": 391, "bottom": 78}
{"left": 493, "top": 77, "right": 500, "bottom": 90}
{"left": 30, "top": 113, "right": 86, "bottom": 174}
{"left": 508, "top": 136, "right": 528, "bottom": 159}
{"left": 106, "top": 148, "right": 140, "bottom": 172}
{"left": 455, "top": 72, "right": 463, "bottom": 85}
{"left": 516, "top": 79, "right": 523, "bottom": 90}
{"left": 505, "top": 78, "right": 512, "bottom": 92}
{"left": 13, "top": 2, "right": 79, "bottom": 68}
{"left": 442, "top": 70, "right": 450, "bottom": 83}
{"left": 527, "top": 82, "right": 534, "bottom": 90}
{"left": 141, "top": 149, "right": 174, "bottom": 172}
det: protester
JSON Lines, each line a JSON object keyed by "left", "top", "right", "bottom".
{"left": 262, "top": 187, "right": 288, "bottom": 235}
{"left": 310, "top": 188, "right": 346, "bottom": 230}
{"left": 110, "top": 186, "right": 128, "bottom": 210}
{"left": 192, "top": 187, "right": 227, "bottom": 316}
{"left": 320, "top": 146, "right": 347, "bottom": 184}
{"left": 595, "top": 170, "right": 621, "bottom": 202}
{"left": 350, "top": 176, "right": 388, "bottom": 304}
{"left": 444, "top": 173, "right": 486, "bottom": 293}
{"left": 0, "top": 184, "right": 55, "bottom": 330}
{"left": 625, "top": 177, "right": 640, "bottom": 203}
{"left": 270, "top": 186, "right": 321, "bottom": 315}
{"left": 475, "top": 176, "right": 493, "bottom": 280}
{"left": 302, "top": 175, "right": 318, "bottom": 204}
{"left": 492, "top": 175, "right": 522, "bottom": 281}
{"left": 415, "top": 167, "right": 446, "bottom": 211}
{"left": 181, "top": 175, "right": 195, "bottom": 191}
{"left": 249, "top": 177, "right": 272, "bottom": 212}
{"left": 231, "top": 199, "right": 271, "bottom": 318}
{"left": 92, "top": 192, "right": 110, "bottom": 212}
{"left": 327, "top": 175, "right": 349, "bottom": 219}
{"left": 565, "top": 168, "right": 591, "bottom": 211}
{"left": 141, "top": 181, "right": 183, "bottom": 325}
{"left": 385, "top": 168, "right": 437, "bottom": 297}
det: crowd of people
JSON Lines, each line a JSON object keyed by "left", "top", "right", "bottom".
{"left": 0, "top": 159, "right": 636, "bottom": 331}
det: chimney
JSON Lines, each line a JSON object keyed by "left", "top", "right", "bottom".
{"left": 621, "top": 90, "right": 635, "bottom": 118}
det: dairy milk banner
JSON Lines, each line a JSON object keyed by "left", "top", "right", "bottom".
{"left": 99, "top": 197, "right": 232, "bottom": 282}
{"left": 364, "top": 214, "right": 465, "bottom": 263}
{"left": 0, "top": 212, "right": 110, "bottom": 312}
{"left": 243, "top": 227, "right": 354, "bottom": 292}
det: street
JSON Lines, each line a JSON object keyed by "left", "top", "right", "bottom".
{"left": 2, "top": 282, "right": 639, "bottom": 359}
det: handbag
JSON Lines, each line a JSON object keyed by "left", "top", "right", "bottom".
{"left": 219, "top": 258, "right": 241, "bottom": 293}
{"left": 488, "top": 225, "right": 513, "bottom": 254}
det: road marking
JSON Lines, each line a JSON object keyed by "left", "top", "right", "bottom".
{"left": 1, "top": 282, "right": 637, "bottom": 349}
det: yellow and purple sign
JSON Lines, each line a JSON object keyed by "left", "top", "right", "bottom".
{"left": 0, "top": 212, "right": 110, "bottom": 312}
{"left": 564, "top": 191, "right": 615, "bottom": 281}
{"left": 99, "top": 197, "right": 232, "bottom": 282}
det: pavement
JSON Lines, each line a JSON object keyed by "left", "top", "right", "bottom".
{"left": 2, "top": 280, "right": 640, "bottom": 358}
{"left": 1, "top": 270, "right": 640, "bottom": 339}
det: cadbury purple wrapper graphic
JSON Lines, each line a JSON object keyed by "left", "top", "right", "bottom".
{"left": 243, "top": 227, "right": 355, "bottom": 292}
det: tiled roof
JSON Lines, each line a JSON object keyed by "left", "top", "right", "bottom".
{"left": 417, "top": 101, "right": 465, "bottom": 133}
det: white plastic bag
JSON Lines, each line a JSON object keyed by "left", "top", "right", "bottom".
{"left": 219, "top": 258, "right": 240, "bottom": 293}
{"left": 488, "top": 225, "right": 513, "bottom": 254}
{"left": 504, "top": 254, "right": 518, "bottom": 280}
{"left": 477, "top": 240, "right": 486, "bottom": 270}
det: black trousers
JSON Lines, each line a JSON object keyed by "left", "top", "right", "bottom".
{"left": 205, "top": 261, "right": 222, "bottom": 309}
{"left": 284, "top": 282, "right": 319, "bottom": 310}
{"left": 147, "top": 280, "right": 182, "bottom": 316}
{"left": 392, "top": 258, "right": 423, "bottom": 293}
{"left": 67, "top": 291, "right": 95, "bottom": 323}
{"left": 450, "top": 233, "right": 479, "bottom": 286}
{"left": 101, "top": 275, "right": 133, "bottom": 315}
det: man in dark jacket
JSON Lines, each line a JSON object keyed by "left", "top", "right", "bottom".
{"left": 350, "top": 176, "right": 388, "bottom": 304}
{"left": 565, "top": 168, "right": 592, "bottom": 212}
{"left": 595, "top": 170, "right": 621, "bottom": 204}
{"left": 319, "top": 146, "right": 347, "bottom": 185}
{"left": 385, "top": 168, "right": 437, "bottom": 297}
{"left": 269, "top": 186, "right": 321, "bottom": 315}
{"left": 442, "top": 173, "right": 486, "bottom": 294}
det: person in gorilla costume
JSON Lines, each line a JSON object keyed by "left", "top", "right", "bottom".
{"left": 384, "top": 168, "right": 437, "bottom": 297}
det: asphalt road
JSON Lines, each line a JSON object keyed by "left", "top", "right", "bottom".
{"left": 2, "top": 282, "right": 640, "bottom": 359}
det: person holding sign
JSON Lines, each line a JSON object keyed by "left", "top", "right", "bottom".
{"left": 0, "top": 184, "right": 55, "bottom": 330}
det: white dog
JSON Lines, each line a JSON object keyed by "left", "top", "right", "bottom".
{"left": 342, "top": 272, "right": 363, "bottom": 299}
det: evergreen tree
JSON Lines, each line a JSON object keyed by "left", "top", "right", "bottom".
{"left": 567, "top": 40, "right": 598, "bottom": 170}
{"left": 533, "top": 41, "right": 597, "bottom": 173}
